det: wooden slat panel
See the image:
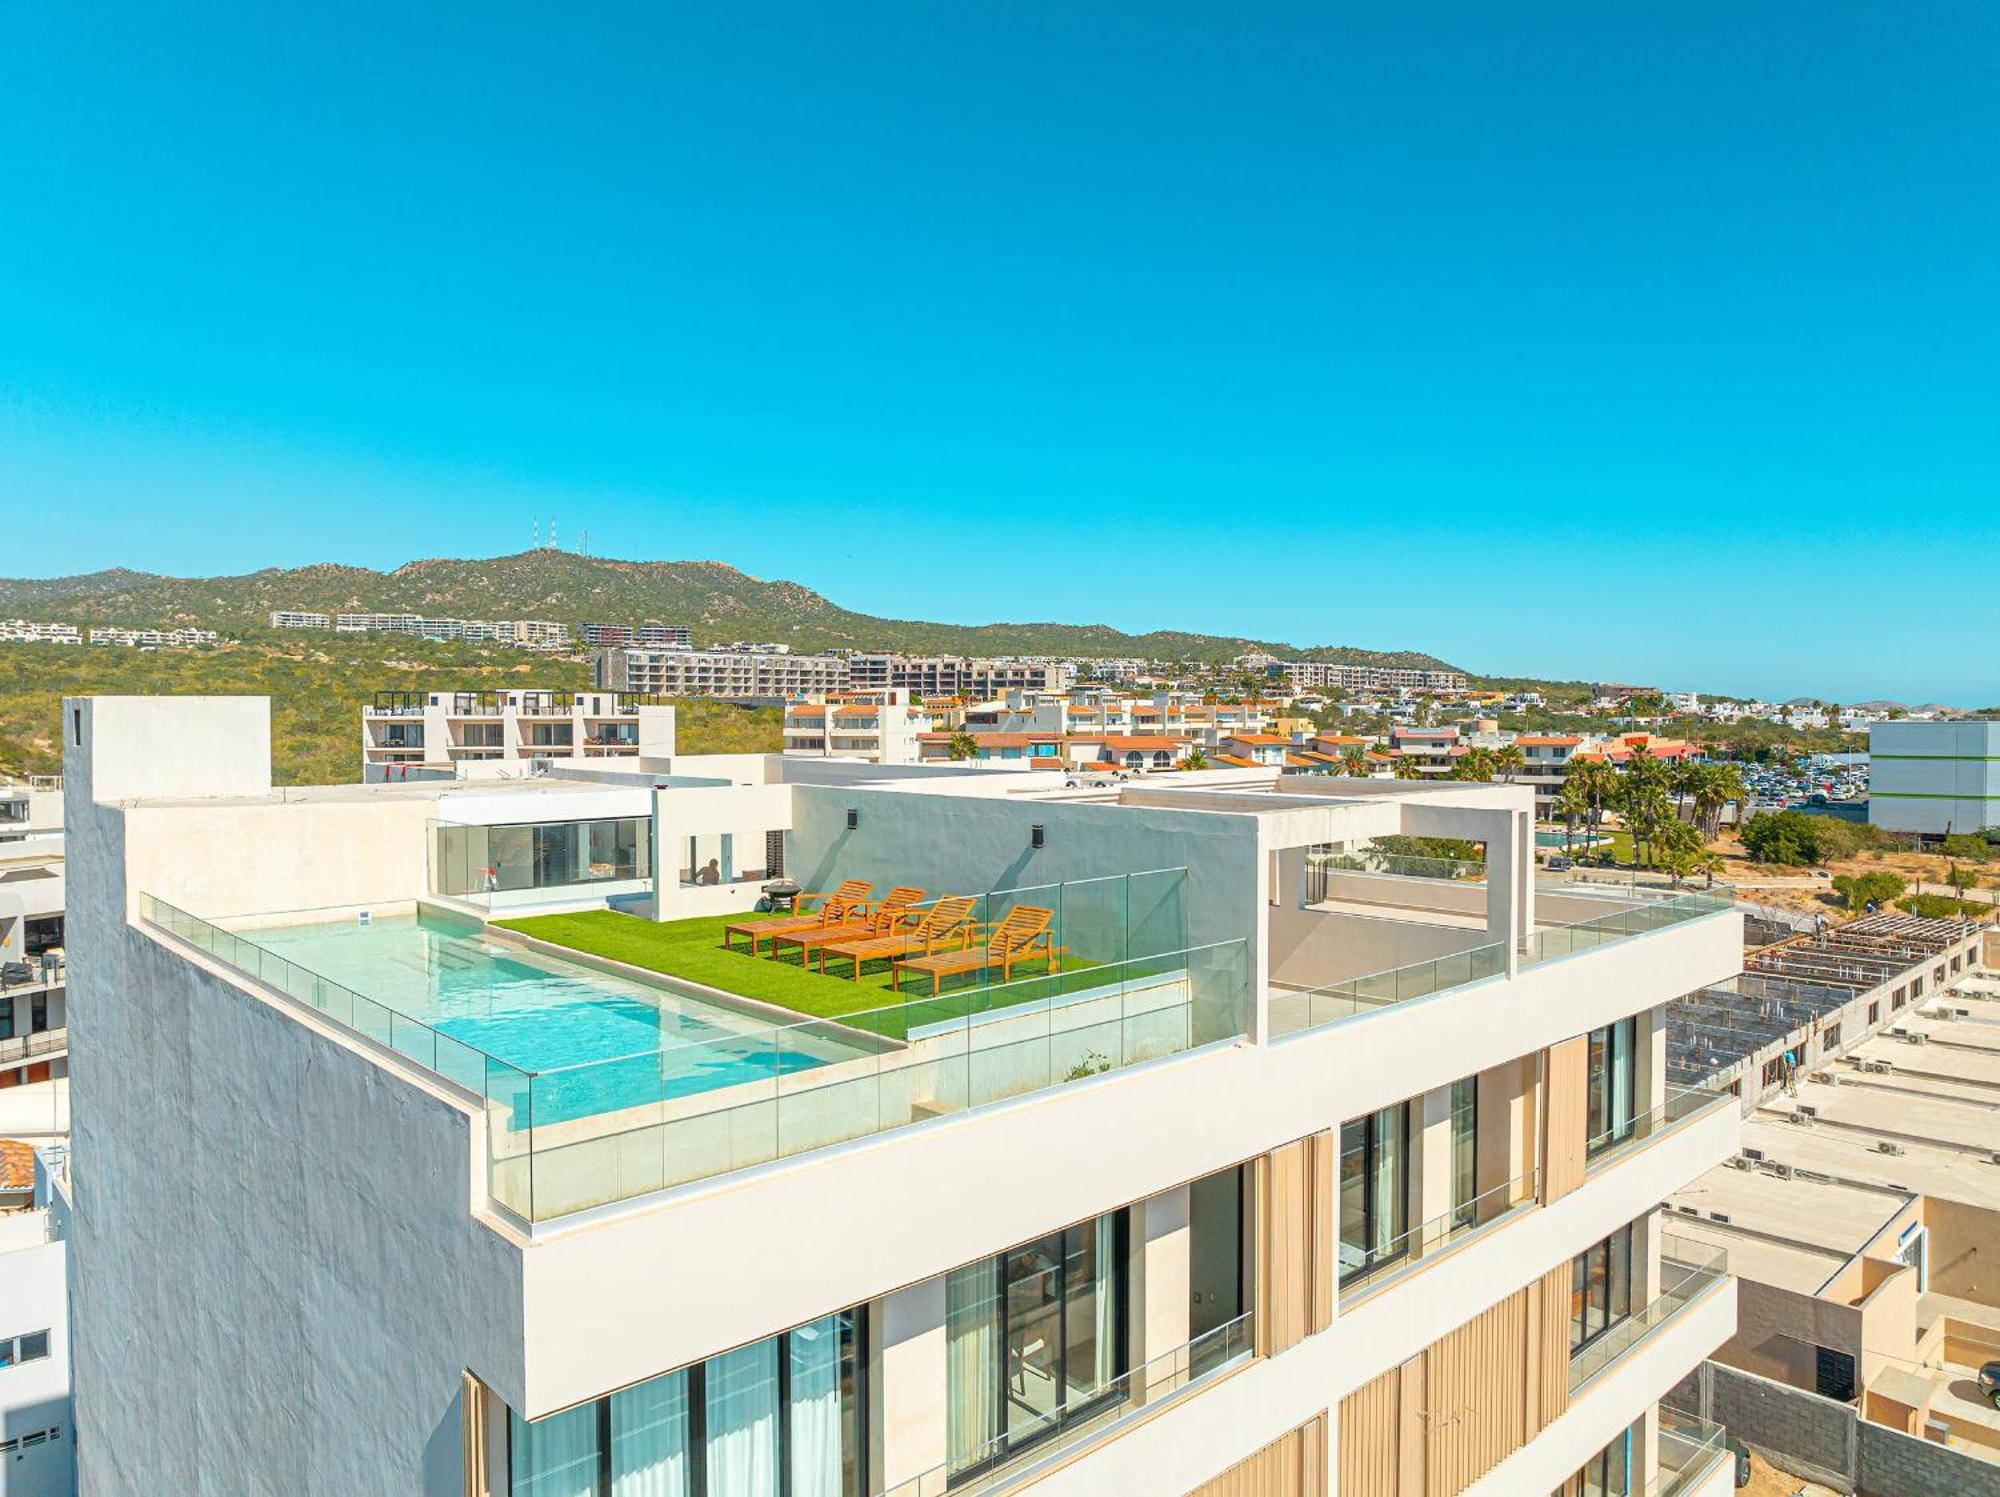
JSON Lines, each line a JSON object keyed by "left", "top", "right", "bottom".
{"left": 1424, "top": 1288, "right": 1529, "bottom": 1496}
{"left": 1535, "top": 1263, "right": 1571, "bottom": 1428}
{"left": 1308, "top": 1129, "right": 1335, "bottom": 1335}
{"left": 1189, "top": 1412, "right": 1327, "bottom": 1497}
{"left": 1542, "top": 1037, "right": 1589, "bottom": 1203}
{"left": 1398, "top": 1357, "right": 1425, "bottom": 1496}
{"left": 1266, "top": 1140, "right": 1309, "bottom": 1353}
{"left": 1339, "top": 1367, "right": 1401, "bottom": 1497}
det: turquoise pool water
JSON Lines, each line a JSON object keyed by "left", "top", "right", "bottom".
{"left": 1535, "top": 830, "right": 1610, "bottom": 848}
{"left": 247, "top": 913, "right": 846, "bottom": 1125}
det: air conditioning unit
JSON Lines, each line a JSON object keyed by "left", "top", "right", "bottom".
{"left": 1709, "top": 1211, "right": 1733, "bottom": 1224}
{"left": 1911, "top": 1033, "right": 1931, "bottom": 1046}
{"left": 1743, "top": 1147, "right": 1766, "bottom": 1162}
{"left": 1797, "top": 1103, "right": 1820, "bottom": 1118}
{"left": 1677, "top": 1203, "right": 1701, "bottom": 1216}
{"left": 1957, "top": 1007, "right": 1973, "bottom": 1019}
{"left": 1774, "top": 1163, "right": 1796, "bottom": 1180}
{"left": 1877, "top": 1140, "right": 1905, "bottom": 1157}
{"left": 1729, "top": 1156, "right": 1753, "bottom": 1171}
{"left": 1810, "top": 1071, "right": 1836, "bottom": 1085}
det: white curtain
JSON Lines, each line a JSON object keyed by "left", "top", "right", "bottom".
{"left": 611, "top": 1370, "right": 690, "bottom": 1497}
{"left": 786, "top": 1316, "right": 845, "bottom": 1497}
{"left": 510, "top": 1403, "right": 599, "bottom": 1497}
{"left": 705, "top": 1339, "right": 780, "bottom": 1497}
{"left": 945, "top": 1260, "right": 1000, "bottom": 1473}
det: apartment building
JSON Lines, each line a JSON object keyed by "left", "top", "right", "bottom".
{"left": 0, "top": 1143, "right": 71, "bottom": 1497}
{"left": 324, "top": 614, "right": 575, "bottom": 648}
{"left": 0, "top": 788, "right": 66, "bottom": 1095}
{"left": 1242, "top": 657, "right": 1470, "bottom": 695}
{"left": 845, "top": 655, "right": 1077, "bottom": 699}
{"left": 1388, "top": 725, "right": 1460, "bottom": 775}
{"left": 783, "top": 692, "right": 930, "bottom": 765}
{"left": 268, "top": 610, "right": 330, "bottom": 630}
{"left": 600, "top": 645, "right": 849, "bottom": 700}
{"left": 0, "top": 622, "right": 83, "bottom": 646}
{"left": 86, "top": 625, "right": 219, "bottom": 648}
{"left": 1869, "top": 719, "right": 2000, "bottom": 838}
{"left": 360, "top": 690, "right": 677, "bottom": 776}
{"left": 1516, "top": 736, "right": 1585, "bottom": 819}
{"left": 582, "top": 624, "right": 694, "bottom": 649}
{"left": 64, "top": 693, "right": 1744, "bottom": 1497}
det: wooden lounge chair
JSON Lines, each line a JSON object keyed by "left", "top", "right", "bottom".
{"left": 892, "top": 904, "right": 1066, "bottom": 996}
{"left": 768, "top": 887, "right": 927, "bottom": 966}
{"left": 818, "top": 896, "right": 980, "bottom": 980}
{"left": 721, "top": 880, "right": 873, "bottom": 956}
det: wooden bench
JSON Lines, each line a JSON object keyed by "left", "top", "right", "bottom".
{"left": 721, "top": 879, "right": 872, "bottom": 956}
{"left": 819, "top": 896, "right": 980, "bottom": 980}
{"left": 892, "top": 905, "right": 1066, "bottom": 996}
{"left": 768, "top": 887, "right": 927, "bottom": 967}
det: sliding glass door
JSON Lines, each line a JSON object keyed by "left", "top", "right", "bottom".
{"left": 510, "top": 1310, "right": 863, "bottom": 1497}
{"left": 1449, "top": 1077, "right": 1479, "bottom": 1228}
{"left": 1339, "top": 1103, "right": 1410, "bottom": 1283}
{"left": 1569, "top": 1223, "right": 1634, "bottom": 1355}
{"left": 1585, "top": 1018, "right": 1637, "bottom": 1154}
{"left": 945, "top": 1211, "right": 1128, "bottom": 1481}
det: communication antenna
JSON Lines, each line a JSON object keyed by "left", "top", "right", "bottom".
{"left": 580, "top": 530, "right": 589, "bottom": 557}
{"left": 551, "top": 517, "right": 559, "bottom": 551}
{"left": 531, "top": 519, "right": 541, "bottom": 550}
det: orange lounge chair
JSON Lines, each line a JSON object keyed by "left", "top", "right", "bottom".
{"left": 722, "top": 880, "right": 873, "bottom": 956}
{"left": 892, "top": 904, "right": 1066, "bottom": 996}
{"left": 818, "top": 896, "right": 980, "bottom": 980}
{"left": 768, "top": 887, "right": 927, "bottom": 966}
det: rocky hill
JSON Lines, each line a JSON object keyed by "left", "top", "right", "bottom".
{"left": 0, "top": 551, "right": 1461, "bottom": 669}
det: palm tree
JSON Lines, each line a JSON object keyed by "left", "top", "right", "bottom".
{"left": 1553, "top": 776, "right": 1591, "bottom": 859}
{"left": 1341, "top": 748, "right": 1369, "bottom": 778}
{"left": 1179, "top": 747, "right": 1210, "bottom": 771}
{"left": 1692, "top": 762, "right": 1745, "bottom": 841}
{"left": 1493, "top": 743, "right": 1525, "bottom": 783}
{"left": 1450, "top": 746, "right": 1498, "bottom": 783}
{"left": 1393, "top": 753, "right": 1425, "bottom": 780}
{"left": 1565, "top": 758, "right": 1618, "bottom": 850}
{"left": 947, "top": 729, "right": 979, "bottom": 762}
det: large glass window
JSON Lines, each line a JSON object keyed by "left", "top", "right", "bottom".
{"left": 431, "top": 818, "right": 653, "bottom": 897}
{"left": 1569, "top": 1223, "right": 1634, "bottom": 1355}
{"left": 1340, "top": 1103, "right": 1410, "bottom": 1282}
{"left": 510, "top": 1310, "right": 864, "bottom": 1497}
{"left": 945, "top": 1211, "right": 1128, "bottom": 1481}
{"left": 1585, "top": 1018, "right": 1637, "bottom": 1154}
{"left": 1553, "top": 1419, "right": 1634, "bottom": 1496}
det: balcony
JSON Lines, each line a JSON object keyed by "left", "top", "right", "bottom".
{"left": 0, "top": 1028, "right": 66, "bottom": 1067}
{"left": 1570, "top": 1235, "right": 1729, "bottom": 1396}
{"left": 1584, "top": 1087, "right": 1735, "bottom": 1180}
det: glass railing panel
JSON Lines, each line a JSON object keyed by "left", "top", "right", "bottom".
{"left": 1651, "top": 1409, "right": 1731, "bottom": 1496}
{"left": 875, "top": 1312, "right": 1254, "bottom": 1497}
{"left": 1340, "top": 1169, "right": 1539, "bottom": 1295}
{"left": 1584, "top": 1087, "right": 1731, "bottom": 1173}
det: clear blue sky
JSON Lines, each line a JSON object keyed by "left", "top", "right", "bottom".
{"left": 2, "top": 4, "right": 1994, "bottom": 704}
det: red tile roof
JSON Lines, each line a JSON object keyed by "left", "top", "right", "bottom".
{"left": 1224, "top": 733, "right": 1293, "bottom": 746}
{"left": 1211, "top": 754, "right": 1260, "bottom": 768}
{"left": 0, "top": 1140, "right": 33, "bottom": 1193}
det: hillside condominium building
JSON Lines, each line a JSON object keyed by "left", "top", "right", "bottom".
{"left": 65, "top": 695, "right": 1744, "bottom": 1497}
{"left": 600, "top": 645, "right": 850, "bottom": 700}
{"left": 360, "top": 690, "right": 677, "bottom": 776}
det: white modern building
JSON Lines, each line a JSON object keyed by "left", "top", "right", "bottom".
{"left": 1869, "top": 720, "right": 2000, "bottom": 839}
{"left": 782, "top": 692, "right": 930, "bottom": 766}
{"left": 361, "top": 691, "right": 677, "bottom": 778}
{"left": 65, "top": 695, "right": 1744, "bottom": 1497}
{"left": 600, "top": 646, "right": 849, "bottom": 700}
{"left": 844, "top": 655, "right": 1077, "bottom": 699}
{"left": 0, "top": 1144, "right": 72, "bottom": 1497}
{"left": 0, "top": 791, "right": 65, "bottom": 1097}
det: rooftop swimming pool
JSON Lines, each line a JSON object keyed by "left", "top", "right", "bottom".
{"left": 246, "top": 913, "right": 866, "bottom": 1125}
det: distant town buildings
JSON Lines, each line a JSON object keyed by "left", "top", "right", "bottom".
{"left": 845, "top": 652, "right": 1077, "bottom": 698}
{"left": 86, "top": 626, "right": 218, "bottom": 648}
{"left": 580, "top": 622, "right": 692, "bottom": 648}
{"left": 599, "top": 643, "right": 848, "bottom": 699}
{"left": 1236, "top": 652, "right": 1468, "bottom": 694}
{"left": 0, "top": 621, "right": 82, "bottom": 645}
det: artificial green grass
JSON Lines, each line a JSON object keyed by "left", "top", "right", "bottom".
{"left": 494, "top": 909, "right": 1105, "bottom": 1040}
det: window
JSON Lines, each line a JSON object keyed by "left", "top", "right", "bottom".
{"left": 945, "top": 1211, "right": 1128, "bottom": 1481}
{"left": 0, "top": 1329, "right": 51, "bottom": 1368}
{"left": 1822, "top": 1022, "right": 1841, "bottom": 1050}
{"left": 1893, "top": 986, "right": 1907, "bottom": 1010}
{"left": 1449, "top": 1077, "right": 1479, "bottom": 1228}
{"left": 1569, "top": 1225, "right": 1634, "bottom": 1355}
{"left": 1868, "top": 1003, "right": 1880, "bottom": 1026}
{"left": 1340, "top": 1103, "right": 1410, "bottom": 1282}
{"left": 0, "top": 1424, "right": 62, "bottom": 1456}
{"left": 1815, "top": 1346, "right": 1857, "bottom": 1402}
{"left": 1585, "top": 1018, "right": 1637, "bottom": 1155}
{"left": 509, "top": 1308, "right": 865, "bottom": 1497}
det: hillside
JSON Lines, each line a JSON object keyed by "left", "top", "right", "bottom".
{"left": 0, "top": 638, "right": 781, "bottom": 784}
{"left": 0, "top": 552, "right": 1461, "bottom": 670}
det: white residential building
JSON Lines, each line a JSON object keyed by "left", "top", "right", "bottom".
{"left": 600, "top": 645, "right": 849, "bottom": 700}
{"left": 0, "top": 788, "right": 66, "bottom": 1095}
{"left": 0, "top": 622, "right": 82, "bottom": 646}
{"left": 782, "top": 691, "right": 930, "bottom": 765}
{"left": 85, "top": 625, "right": 219, "bottom": 648}
{"left": 360, "top": 689, "right": 677, "bottom": 776}
{"left": 844, "top": 654, "right": 1077, "bottom": 698}
{"left": 0, "top": 1144, "right": 72, "bottom": 1497}
{"left": 1869, "top": 719, "right": 2000, "bottom": 838}
{"left": 63, "top": 693, "right": 1743, "bottom": 1497}
{"left": 268, "top": 610, "right": 331, "bottom": 630}
{"left": 1242, "top": 657, "right": 1470, "bottom": 694}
